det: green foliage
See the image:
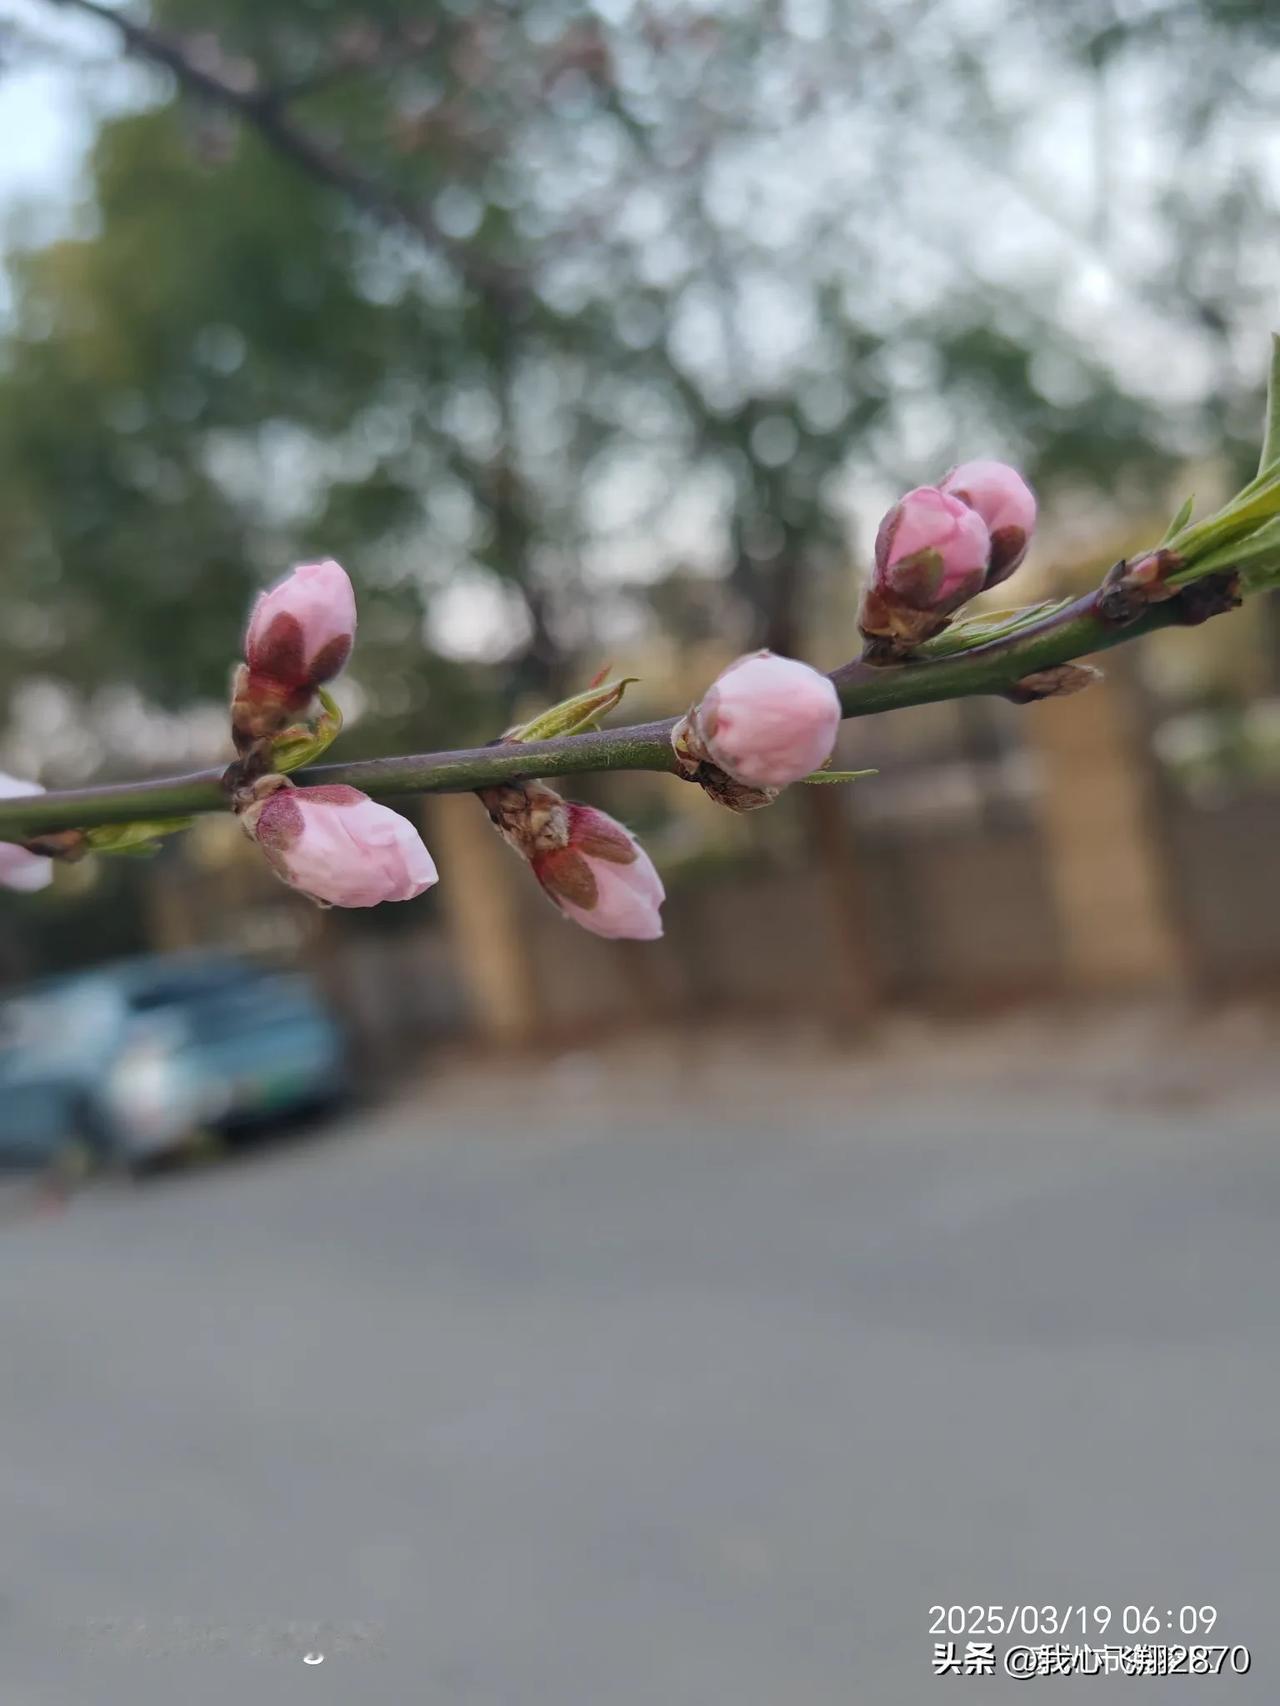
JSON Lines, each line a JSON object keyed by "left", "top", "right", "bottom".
{"left": 1258, "top": 334, "right": 1280, "bottom": 479}
{"left": 83, "top": 816, "right": 194, "bottom": 856}
{"left": 270, "top": 688, "right": 344, "bottom": 774}
{"left": 920, "top": 601, "right": 1078, "bottom": 658}
{"left": 505, "top": 677, "right": 638, "bottom": 744}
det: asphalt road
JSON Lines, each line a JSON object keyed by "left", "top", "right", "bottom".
{"left": 1, "top": 1050, "right": 1277, "bottom": 1703}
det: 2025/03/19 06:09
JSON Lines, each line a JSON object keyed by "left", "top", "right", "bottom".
{"left": 929, "top": 1606, "right": 1220, "bottom": 1638}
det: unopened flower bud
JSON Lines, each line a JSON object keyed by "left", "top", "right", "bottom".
{"left": 244, "top": 559, "right": 357, "bottom": 692}
{"left": 233, "top": 561, "right": 357, "bottom": 754}
{"left": 939, "top": 460, "right": 1037, "bottom": 586}
{"left": 537, "top": 804, "right": 664, "bottom": 940}
{"left": 0, "top": 772, "right": 53, "bottom": 893}
{"left": 240, "top": 780, "right": 437, "bottom": 908}
{"left": 484, "top": 784, "right": 664, "bottom": 940}
{"left": 861, "top": 486, "right": 991, "bottom": 654}
{"left": 680, "top": 651, "right": 840, "bottom": 789}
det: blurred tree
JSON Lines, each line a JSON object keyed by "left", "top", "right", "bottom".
{"left": 0, "top": 0, "right": 1276, "bottom": 781}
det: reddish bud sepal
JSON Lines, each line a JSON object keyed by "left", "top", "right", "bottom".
{"left": 229, "top": 662, "right": 314, "bottom": 753}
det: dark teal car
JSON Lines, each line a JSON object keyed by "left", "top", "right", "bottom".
{"left": 0, "top": 953, "right": 349, "bottom": 1169}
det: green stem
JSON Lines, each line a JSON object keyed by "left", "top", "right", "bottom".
{"left": 0, "top": 588, "right": 1192, "bottom": 842}
{"left": 829, "top": 588, "right": 1185, "bottom": 711}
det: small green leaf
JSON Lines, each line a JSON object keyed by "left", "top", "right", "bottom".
{"left": 1178, "top": 514, "right": 1280, "bottom": 589}
{"left": 801, "top": 768, "right": 878, "bottom": 784}
{"left": 271, "top": 687, "right": 343, "bottom": 774}
{"left": 84, "top": 817, "right": 194, "bottom": 856}
{"left": 1258, "top": 331, "right": 1280, "bottom": 480}
{"left": 1160, "top": 493, "right": 1195, "bottom": 544}
{"left": 506, "top": 676, "right": 638, "bottom": 743}
{"left": 920, "top": 599, "right": 1073, "bottom": 658}
{"left": 1176, "top": 462, "right": 1280, "bottom": 563}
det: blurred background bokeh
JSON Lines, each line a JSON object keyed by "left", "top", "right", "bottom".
{"left": 3, "top": 0, "right": 1280, "bottom": 1083}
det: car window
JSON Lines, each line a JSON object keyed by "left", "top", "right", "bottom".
{"left": 126, "top": 962, "right": 256, "bottom": 1013}
{"left": 122, "top": 961, "right": 318, "bottom": 1042}
{"left": 0, "top": 983, "right": 120, "bottom": 1069}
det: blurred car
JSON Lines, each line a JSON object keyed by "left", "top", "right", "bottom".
{"left": 0, "top": 952, "right": 349, "bottom": 1170}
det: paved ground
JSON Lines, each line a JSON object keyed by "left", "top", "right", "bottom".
{"left": 2, "top": 1017, "right": 1279, "bottom": 1703}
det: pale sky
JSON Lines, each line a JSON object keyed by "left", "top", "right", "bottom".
{"left": 0, "top": 0, "right": 151, "bottom": 253}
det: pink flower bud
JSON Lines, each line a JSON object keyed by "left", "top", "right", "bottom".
{"left": 531, "top": 803, "right": 664, "bottom": 941}
{"left": 244, "top": 559, "right": 357, "bottom": 691}
{"left": 687, "top": 651, "right": 840, "bottom": 788}
{"left": 247, "top": 783, "right": 437, "bottom": 908}
{"left": 875, "top": 486, "right": 990, "bottom": 613}
{"left": 0, "top": 772, "right": 53, "bottom": 893}
{"left": 939, "top": 459, "right": 1037, "bottom": 585}
{"left": 861, "top": 486, "right": 991, "bottom": 655}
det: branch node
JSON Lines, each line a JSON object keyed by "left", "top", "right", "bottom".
{"left": 1171, "top": 570, "right": 1243, "bottom": 627}
{"left": 670, "top": 711, "right": 779, "bottom": 811}
{"left": 21, "top": 828, "right": 89, "bottom": 862}
{"left": 1096, "top": 549, "right": 1184, "bottom": 625}
{"left": 1004, "top": 663, "right": 1102, "bottom": 704}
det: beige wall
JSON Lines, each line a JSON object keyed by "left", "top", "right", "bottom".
{"left": 1024, "top": 666, "right": 1188, "bottom": 994}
